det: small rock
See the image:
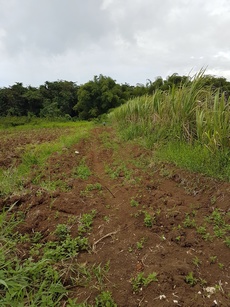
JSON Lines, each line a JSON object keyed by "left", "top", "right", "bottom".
{"left": 204, "top": 287, "right": 216, "bottom": 295}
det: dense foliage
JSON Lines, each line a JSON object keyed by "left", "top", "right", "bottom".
{"left": 1, "top": 73, "right": 230, "bottom": 119}
{"left": 109, "top": 71, "right": 230, "bottom": 180}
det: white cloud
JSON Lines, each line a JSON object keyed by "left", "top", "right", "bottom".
{"left": 0, "top": 0, "right": 230, "bottom": 87}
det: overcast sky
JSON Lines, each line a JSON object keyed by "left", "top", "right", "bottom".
{"left": 0, "top": 0, "right": 230, "bottom": 87}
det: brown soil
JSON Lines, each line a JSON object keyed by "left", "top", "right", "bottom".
{"left": 0, "top": 127, "right": 75, "bottom": 168}
{"left": 1, "top": 126, "right": 230, "bottom": 306}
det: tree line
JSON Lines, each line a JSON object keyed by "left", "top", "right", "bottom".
{"left": 1, "top": 73, "right": 230, "bottom": 120}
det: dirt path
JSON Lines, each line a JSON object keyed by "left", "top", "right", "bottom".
{"left": 1, "top": 126, "right": 230, "bottom": 306}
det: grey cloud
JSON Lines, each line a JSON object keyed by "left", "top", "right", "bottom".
{"left": 1, "top": 0, "right": 112, "bottom": 55}
{"left": 1, "top": 0, "right": 230, "bottom": 87}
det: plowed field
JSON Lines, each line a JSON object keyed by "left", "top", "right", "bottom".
{"left": 1, "top": 125, "right": 230, "bottom": 306}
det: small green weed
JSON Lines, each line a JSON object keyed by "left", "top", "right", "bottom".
{"left": 130, "top": 198, "right": 139, "bottom": 207}
{"left": 199, "top": 278, "right": 207, "bottom": 286}
{"left": 192, "top": 256, "right": 201, "bottom": 267}
{"left": 73, "top": 160, "right": 91, "bottom": 180}
{"left": 175, "top": 235, "right": 181, "bottom": 242}
{"left": 213, "top": 225, "right": 226, "bottom": 238}
{"left": 93, "top": 261, "right": 110, "bottom": 289}
{"left": 136, "top": 237, "right": 146, "bottom": 250}
{"left": 185, "top": 272, "right": 198, "bottom": 286}
{"left": 224, "top": 236, "right": 230, "bottom": 248}
{"left": 78, "top": 210, "right": 97, "bottom": 235}
{"left": 202, "top": 232, "right": 213, "bottom": 241}
{"left": 131, "top": 272, "right": 158, "bottom": 292}
{"left": 183, "top": 213, "right": 196, "bottom": 228}
{"left": 209, "top": 256, "right": 217, "bottom": 264}
{"left": 206, "top": 208, "right": 224, "bottom": 226}
{"left": 103, "top": 215, "right": 110, "bottom": 223}
{"left": 95, "top": 291, "right": 117, "bottom": 307}
{"left": 40, "top": 179, "right": 71, "bottom": 192}
{"left": 85, "top": 183, "right": 102, "bottom": 191}
{"left": 218, "top": 262, "right": 224, "bottom": 269}
{"left": 196, "top": 225, "right": 207, "bottom": 236}
{"left": 44, "top": 235, "right": 89, "bottom": 261}
{"left": 143, "top": 211, "right": 154, "bottom": 227}
{"left": 159, "top": 168, "right": 173, "bottom": 178}
{"left": 54, "top": 224, "right": 70, "bottom": 240}
{"left": 105, "top": 163, "right": 132, "bottom": 181}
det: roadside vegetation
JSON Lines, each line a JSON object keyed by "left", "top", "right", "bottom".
{"left": 109, "top": 70, "right": 230, "bottom": 181}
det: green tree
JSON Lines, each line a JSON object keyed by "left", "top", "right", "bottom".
{"left": 22, "top": 86, "right": 43, "bottom": 116}
{"left": 74, "top": 75, "right": 122, "bottom": 120}
{"left": 39, "top": 80, "right": 78, "bottom": 117}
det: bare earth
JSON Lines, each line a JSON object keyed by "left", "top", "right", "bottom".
{"left": 1, "top": 126, "right": 230, "bottom": 306}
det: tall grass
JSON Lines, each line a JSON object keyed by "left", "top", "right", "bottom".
{"left": 109, "top": 71, "right": 230, "bottom": 180}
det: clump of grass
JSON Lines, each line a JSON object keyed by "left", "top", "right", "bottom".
{"left": 78, "top": 210, "right": 97, "bottom": 235}
{"left": 185, "top": 272, "right": 198, "bottom": 286}
{"left": 73, "top": 159, "right": 91, "bottom": 180}
{"left": 0, "top": 206, "right": 102, "bottom": 305}
{"left": 105, "top": 162, "right": 133, "bottom": 181}
{"left": 95, "top": 291, "right": 117, "bottom": 307}
{"left": 85, "top": 183, "right": 102, "bottom": 191}
{"left": 0, "top": 211, "right": 67, "bottom": 305}
{"left": 130, "top": 198, "right": 139, "bottom": 207}
{"left": 136, "top": 237, "right": 146, "bottom": 250}
{"left": 131, "top": 272, "right": 158, "bottom": 292}
{"left": 143, "top": 211, "right": 154, "bottom": 227}
{"left": 54, "top": 224, "right": 70, "bottom": 240}
{"left": 183, "top": 213, "right": 196, "bottom": 228}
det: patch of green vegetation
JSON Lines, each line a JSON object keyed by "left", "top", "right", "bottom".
{"left": 0, "top": 207, "right": 106, "bottom": 305}
{"left": 100, "top": 131, "right": 119, "bottom": 151}
{"left": 196, "top": 225, "right": 207, "bottom": 236}
{"left": 154, "top": 141, "right": 230, "bottom": 180}
{"left": 0, "top": 121, "right": 93, "bottom": 196}
{"left": 143, "top": 211, "right": 154, "bottom": 228}
{"left": 130, "top": 198, "right": 139, "bottom": 207}
{"left": 95, "top": 290, "right": 117, "bottom": 307}
{"left": 218, "top": 262, "right": 224, "bottom": 270}
{"left": 0, "top": 211, "right": 67, "bottom": 305}
{"left": 206, "top": 208, "right": 225, "bottom": 226}
{"left": 131, "top": 272, "right": 158, "bottom": 293}
{"left": 85, "top": 183, "right": 102, "bottom": 191}
{"left": 67, "top": 290, "right": 117, "bottom": 307}
{"left": 54, "top": 224, "right": 71, "bottom": 240}
{"left": 0, "top": 117, "right": 93, "bottom": 130}
{"left": 183, "top": 213, "right": 196, "bottom": 228}
{"left": 192, "top": 256, "right": 202, "bottom": 267}
{"left": 81, "top": 183, "right": 102, "bottom": 196}
{"left": 105, "top": 162, "right": 132, "bottom": 181}
{"left": 109, "top": 71, "right": 230, "bottom": 181}
{"left": 0, "top": 167, "right": 24, "bottom": 196}
{"left": 185, "top": 272, "right": 198, "bottom": 286}
{"left": 73, "top": 159, "right": 91, "bottom": 180}
{"left": 224, "top": 236, "right": 230, "bottom": 248}
{"left": 44, "top": 235, "right": 89, "bottom": 261}
{"left": 40, "top": 179, "right": 71, "bottom": 192}
{"left": 136, "top": 237, "right": 146, "bottom": 250}
{"left": 78, "top": 210, "right": 97, "bottom": 235}
{"left": 209, "top": 255, "right": 217, "bottom": 264}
